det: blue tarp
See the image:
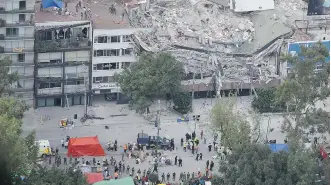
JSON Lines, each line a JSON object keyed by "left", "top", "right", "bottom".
{"left": 268, "top": 144, "right": 289, "bottom": 152}
{"left": 287, "top": 40, "right": 330, "bottom": 68}
{"left": 42, "top": 0, "right": 63, "bottom": 9}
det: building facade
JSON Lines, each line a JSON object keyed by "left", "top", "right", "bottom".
{"left": 34, "top": 21, "right": 92, "bottom": 108}
{"left": 92, "top": 29, "right": 139, "bottom": 101}
{"left": 0, "top": 0, "right": 35, "bottom": 106}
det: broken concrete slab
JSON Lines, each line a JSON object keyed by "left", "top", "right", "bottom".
{"left": 229, "top": 0, "right": 275, "bottom": 12}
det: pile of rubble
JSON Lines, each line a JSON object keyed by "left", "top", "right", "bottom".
{"left": 131, "top": 0, "right": 254, "bottom": 51}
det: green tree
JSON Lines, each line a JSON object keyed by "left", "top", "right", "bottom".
{"left": 0, "top": 57, "right": 18, "bottom": 95}
{"left": 117, "top": 52, "right": 184, "bottom": 113}
{"left": 26, "top": 167, "right": 89, "bottom": 185}
{"left": 215, "top": 143, "right": 321, "bottom": 185}
{"left": 210, "top": 98, "right": 252, "bottom": 148}
{"left": 276, "top": 42, "right": 330, "bottom": 141}
{"left": 251, "top": 87, "right": 287, "bottom": 113}
{"left": 172, "top": 91, "right": 192, "bottom": 114}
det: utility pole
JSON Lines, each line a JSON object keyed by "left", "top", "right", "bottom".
{"left": 156, "top": 100, "right": 161, "bottom": 149}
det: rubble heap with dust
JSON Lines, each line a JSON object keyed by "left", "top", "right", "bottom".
{"left": 127, "top": 0, "right": 281, "bottom": 85}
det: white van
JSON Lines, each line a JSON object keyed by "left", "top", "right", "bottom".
{"left": 35, "top": 140, "right": 52, "bottom": 157}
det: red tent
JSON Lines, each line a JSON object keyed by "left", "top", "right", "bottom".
{"left": 85, "top": 173, "right": 104, "bottom": 184}
{"left": 67, "top": 136, "right": 105, "bottom": 157}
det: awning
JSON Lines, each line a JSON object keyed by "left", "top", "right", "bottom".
{"left": 67, "top": 136, "right": 106, "bottom": 157}
{"left": 85, "top": 173, "right": 104, "bottom": 184}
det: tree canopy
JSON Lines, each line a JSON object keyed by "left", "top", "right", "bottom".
{"left": 276, "top": 42, "right": 330, "bottom": 141}
{"left": 117, "top": 52, "right": 184, "bottom": 113}
{"left": 0, "top": 57, "right": 18, "bottom": 95}
{"left": 172, "top": 91, "right": 192, "bottom": 114}
{"left": 213, "top": 144, "right": 322, "bottom": 185}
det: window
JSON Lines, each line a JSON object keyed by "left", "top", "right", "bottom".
{"left": 50, "top": 59, "right": 61, "bottom": 64}
{"left": 19, "top": 14, "right": 26, "bottom": 23}
{"left": 93, "top": 76, "right": 115, "bottom": 83}
{"left": 17, "top": 80, "right": 23, "bottom": 88}
{"left": 122, "top": 48, "right": 133, "bottom": 56}
{"left": 93, "top": 63, "right": 119, "bottom": 70}
{"left": 19, "top": 1, "right": 26, "bottom": 10}
{"left": 94, "top": 49, "right": 120, "bottom": 57}
{"left": 122, "top": 35, "right": 131, "bottom": 42}
{"left": 111, "top": 36, "right": 120, "bottom": 43}
{"left": 18, "top": 54, "right": 25, "bottom": 63}
{"left": 6, "top": 28, "right": 19, "bottom": 37}
{"left": 93, "top": 77, "right": 103, "bottom": 83}
{"left": 97, "top": 36, "right": 108, "bottom": 43}
{"left": 39, "top": 82, "right": 61, "bottom": 89}
{"left": 122, "top": 62, "right": 131, "bottom": 69}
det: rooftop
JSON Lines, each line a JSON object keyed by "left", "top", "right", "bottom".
{"left": 35, "top": 0, "right": 131, "bottom": 29}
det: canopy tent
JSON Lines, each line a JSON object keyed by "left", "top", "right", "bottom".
{"left": 42, "top": 0, "right": 63, "bottom": 8}
{"left": 67, "top": 136, "right": 105, "bottom": 157}
{"left": 93, "top": 177, "right": 134, "bottom": 185}
{"left": 268, "top": 144, "right": 289, "bottom": 152}
{"left": 85, "top": 173, "right": 104, "bottom": 184}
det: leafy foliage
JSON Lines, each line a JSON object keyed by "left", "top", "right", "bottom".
{"left": 117, "top": 52, "right": 184, "bottom": 113}
{"left": 26, "top": 167, "right": 89, "bottom": 185}
{"left": 172, "top": 91, "right": 192, "bottom": 114}
{"left": 210, "top": 98, "right": 252, "bottom": 148}
{"left": 0, "top": 97, "right": 28, "bottom": 120}
{"left": 276, "top": 42, "right": 330, "bottom": 140}
{"left": 216, "top": 144, "right": 321, "bottom": 185}
{"left": 251, "top": 87, "right": 288, "bottom": 113}
{"left": 0, "top": 57, "right": 18, "bottom": 95}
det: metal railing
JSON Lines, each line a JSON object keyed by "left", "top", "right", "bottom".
{"left": 38, "top": 87, "right": 62, "bottom": 95}
{"left": 0, "top": 34, "right": 34, "bottom": 40}
{"left": 35, "top": 38, "right": 92, "bottom": 52}
{"left": 0, "top": 46, "right": 34, "bottom": 53}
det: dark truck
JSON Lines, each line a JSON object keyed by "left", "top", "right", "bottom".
{"left": 137, "top": 133, "right": 171, "bottom": 150}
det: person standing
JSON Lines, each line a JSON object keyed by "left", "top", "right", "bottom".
{"left": 172, "top": 172, "right": 176, "bottom": 181}
{"left": 182, "top": 172, "right": 186, "bottom": 181}
{"left": 206, "top": 160, "right": 209, "bottom": 169}
{"left": 199, "top": 153, "right": 203, "bottom": 160}
{"left": 192, "top": 144, "right": 195, "bottom": 154}
{"left": 200, "top": 130, "right": 203, "bottom": 139}
{"left": 183, "top": 142, "right": 187, "bottom": 152}
{"left": 179, "top": 172, "right": 183, "bottom": 181}
{"left": 180, "top": 138, "right": 184, "bottom": 146}
{"left": 175, "top": 156, "right": 178, "bottom": 165}
{"left": 161, "top": 173, "right": 165, "bottom": 182}
{"left": 210, "top": 161, "right": 214, "bottom": 171}
{"left": 196, "top": 153, "right": 199, "bottom": 161}
{"left": 208, "top": 143, "right": 212, "bottom": 152}
{"left": 186, "top": 172, "right": 190, "bottom": 180}
{"left": 178, "top": 158, "right": 183, "bottom": 167}
{"left": 166, "top": 172, "right": 170, "bottom": 181}
{"left": 61, "top": 138, "right": 64, "bottom": 147}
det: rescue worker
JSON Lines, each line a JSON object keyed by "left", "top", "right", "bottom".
{"left": 183, "top": 142, "right": 187, "bottom": 152}
{"left": 175, "top": 156, "right": 178, "bottom": 165}
{"left": 180, "top": 138, "right": 184, "bottom": 146}
{"left": 64, "top": 157, "right": 67, "bottom": 165}
{"left": 199, "top": 153, "right": 203, "bottom": 160}
{"left": 153, "top": 163, "right": 158, "bottom": 173}
{"left": 119, "top": 161, "right": 122, "bottom": 170}
{"left": 200, "top": 130, "right": 203, "bottom": 139}
{"left": 167, "top": 172, "right": 170, "bottom": 181}
{"left": 182, "top": 172, "right": 186, "bottom": 181}
{"left": 172, "top": 172, "right": 176, "bottom": 181}
{"left": 179, "top": 172, "right": 183, "bottom": 181}
{"left": 187, "top": 172, "right": 190, "bottom": 179}
{"left": 161, "top": 173, "right": 165, "bottom": 182}
{"left": 55, "top": 147, "right": 59, "bottom": 154}
{"left": 122, "top": 164, "right": 126, "bottom": 173}
{"left": 196, "top": 153, "right": 199, "bottom": 161}
{"left": 206, "top": 160, "right": 209, "bottom": 169}
{"left": 143, "top": 169, "right": 146, "bottom": 177}
{"left": 191, "top": 172, "right": 195, "bottom": 179}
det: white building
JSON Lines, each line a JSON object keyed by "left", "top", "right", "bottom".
{"left": 90, "top": 2, "right": 147, "bottom": 102}
{"left": 0, "top": 0, "right": 35, "bottom": 106}
{"left": 34, "top": 2, "right": 92, "bottom": 108}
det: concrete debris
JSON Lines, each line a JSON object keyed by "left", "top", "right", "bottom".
{"left": 274, "top": 0, "right": 305, "bottom": 12}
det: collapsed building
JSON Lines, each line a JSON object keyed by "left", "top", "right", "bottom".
{"left": 124, "top": 0, "right": 295, "bottom": 97}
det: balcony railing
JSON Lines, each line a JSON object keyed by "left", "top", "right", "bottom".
{"left": 38, "top": 87, "right": 62, "bottom": 95}
{"left": 64, "top": 85, "right": 86, "bottom": 94}
{"left": 0, "top": 34, "right": 34, "bottom": 40}
{"left": 0, "top": 7, "right": 35, "bottom": 13}
{"left": 12, "top": 60, "right": 34, "bottom": 66}
{"left": 0, "top": 18, "right": 34, "bottom": 27}
{"left": 0, "top": 46, "right": 34, "bottom": 53}
{"left": 35, "top": 38, "right": 92, "bottom": 53}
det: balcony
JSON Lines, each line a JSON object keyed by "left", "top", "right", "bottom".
{"left": 0, "top": 46, "right": 34, "bottom": 53}
{"left": 38, "top": 87, "right": 62, "bottom": 95}
{"left": 0, "top": 34, "right": 34, "bottom": 40}
{"left": 0, "top": 18, "right": 34, "bottom": 27}
{"left": 38, "top": 60, "right": 63, "bottom": 68}
{"left": 0, "top": 7, "right": 35, "bottom": 14}
{"left": 64, "top": 84, "right": 86, "bottom": 94}
{"left": 11, "top": 60, "right": 34, "bottom": 66}
{"left": 35, "top": 38, "right": 92, "bottom": 53}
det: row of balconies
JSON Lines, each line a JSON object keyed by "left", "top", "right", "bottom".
{"left": 37, "top": 60, "right": 90, "bottom": 68}
{"left": 0, "top": 33, "right": 34, "bottom": 40}
{"left": 37, "top": 84, "right": 87, "bottom": 95}
{"left": 35, "top": 38, "right": 92, "bottom": 53}
{"left": 0, "top": 7, "right": 35, "bottom": 14}
{"left": 0, "top": 46, "right": 33, "bottom": 53}
{"left": 0, "top": 18, "right": 34, "bottom": 27}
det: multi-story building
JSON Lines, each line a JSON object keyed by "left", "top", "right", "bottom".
{"left": 34, "top": 2, "right": 92, "bottom": 108}
{"left": 0, "top": 0, "right": 35, "bottom": 106}
{"left": 91, "top": 2, "right": 147, "bottom": 102}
